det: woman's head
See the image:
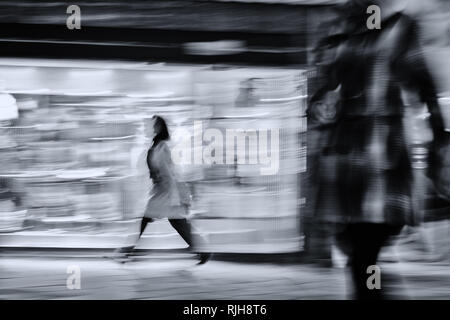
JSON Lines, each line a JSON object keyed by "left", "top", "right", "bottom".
{"left": 146, "top": 115, "right": 169, "bottom": 145}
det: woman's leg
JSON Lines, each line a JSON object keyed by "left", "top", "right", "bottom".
{"left": 118, "top": 217, "right": 153, "bottom": 254}
{"left": 168, "top": 218, "right": 212, "bottom": 264}
{"left": 168, "top": 218, "right": 193, "bottom": 247}
{"left": 140, "top": 217, "right": 153, "bottom": 237}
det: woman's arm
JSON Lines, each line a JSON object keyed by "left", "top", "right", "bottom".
{"left": 159, "top": 142, "right": 191, "bottom": 205}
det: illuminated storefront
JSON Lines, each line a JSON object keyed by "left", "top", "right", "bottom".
{"left": 0, "top": 0, "right": 332, "bottom": 253}
{"left": 0, "top": 60, "right": 307, "bottom": 253}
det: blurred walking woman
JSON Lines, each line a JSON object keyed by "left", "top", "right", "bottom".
{"left": 145, "top": 116, "right": 189, "bottom": 221}
{"left": 310, "top": 0, "right": 447, "bottom": 299}
{"left": 119, "top": 115, "right": 211, "bottom": 264}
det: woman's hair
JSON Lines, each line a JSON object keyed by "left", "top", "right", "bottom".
{"left": 151, "top": 115, "right": 170, "bottom": 147}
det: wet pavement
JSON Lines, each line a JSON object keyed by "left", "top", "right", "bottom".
{"left": 1, "top": 250, "right": 449, "bottom": 300}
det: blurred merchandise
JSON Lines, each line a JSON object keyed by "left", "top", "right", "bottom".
{"left": 190, "top": 67, "right": 307, "bottom": 253}
{"left": 0, "top": 93, "right": 19, "bottom": 121}
{"left": 0, "top": 60, "right": 199, "bottom": 248}
{"left": 0, "top": 59, "right": 308, "bottom": 253}
{"left": 439, "top": 96, "right": 450, "bottom": 131}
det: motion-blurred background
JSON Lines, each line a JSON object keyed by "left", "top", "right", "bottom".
{"left": 0, "top": 0, "right": 449, "bottom": 299}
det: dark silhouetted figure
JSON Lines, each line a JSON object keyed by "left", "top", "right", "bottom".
{"left": 310, "top": 0, "right": 447, "bottom": 299}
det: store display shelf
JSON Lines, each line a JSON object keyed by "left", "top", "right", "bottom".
{"left": 1, "top": 89, "right": 123, "bottom": 98}
{"left": 2, "top": 90, "right": 196, "bottom": 101}
{"left": 192, "top": 216, "right": 300, "bottom": 233}
{"left": 0, "top": 228, "right": 189, "bottom": 250}
{"left": 194, "top": 236, "right": 304, "bottom": 254}
{"left": 0, "top": 231, "right": 130, "bottom": 249}
{"left": 0, "top": 226, "right": 33, "bottom": 233}
{"left": 191, "top": 212, "right": 299, "bottom": 219}
{"left": 23, "top": 217, "right": 132, "bottom": 224}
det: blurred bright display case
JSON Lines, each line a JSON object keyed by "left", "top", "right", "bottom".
{"left": 0, "top": 58, "right": 307, "bottom": 253}
{"left": 189, "top": 67, "right": 307, "bottom": 252}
